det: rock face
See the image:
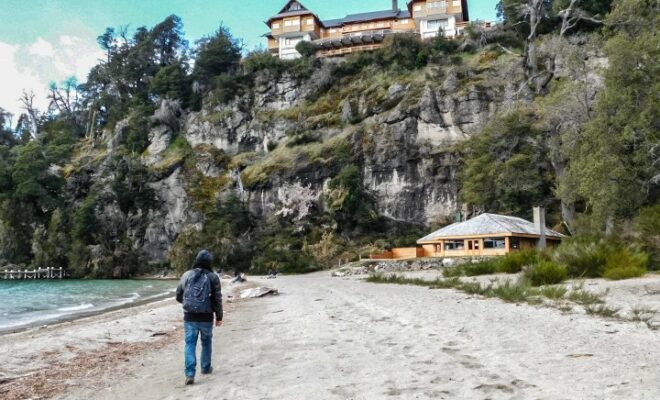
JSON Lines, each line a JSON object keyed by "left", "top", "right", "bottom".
{"left": 94, "top": 58, "right": 531, "bottom": 265}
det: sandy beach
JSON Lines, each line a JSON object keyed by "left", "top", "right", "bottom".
{"left": 1, "top": 272, "right": 659, "bottom": 400}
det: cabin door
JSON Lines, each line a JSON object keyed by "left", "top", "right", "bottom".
{"left": 467, "top": 239, "right": 481, "bottom": 256}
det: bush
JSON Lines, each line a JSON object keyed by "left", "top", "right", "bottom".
{"left": 496, "top": 248, "right": 539, "bottom": 273}
{"left": 243, "top": 50, "right": 284, "bottom": 75}
{"left": 553, "top": 236, "right": 610, "bottom": 278}
{"left": 525, "top": 260, "right": 568, "bottom": 286}
{"left": 381, "top": 33, "right": 429, "bottom": 70}
{"left": 603, "top": 248, "right": 648, "bottom": 280}
{"left": 295, "top": 41, "right": 317, "bottom": 58}
{"left": 634, "top": 205, "right": 660, "bottom": 270}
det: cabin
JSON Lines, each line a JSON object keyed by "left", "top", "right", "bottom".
{"left": 371, "top": 208, "right": 563, "bottom": 260}
{"left": 266, "top": 0, "right": 474, "bottom": 59}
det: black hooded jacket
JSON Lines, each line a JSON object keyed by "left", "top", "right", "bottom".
{"left": 175, "top": 254, "right": 223, "bottom": 322}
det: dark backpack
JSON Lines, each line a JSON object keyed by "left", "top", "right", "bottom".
{"left": 182, "top": 269, "right": 213, "bottom": 314}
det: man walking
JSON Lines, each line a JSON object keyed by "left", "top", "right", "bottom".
{"left": 176, "top": 249, "right": 223, "bottom": 385}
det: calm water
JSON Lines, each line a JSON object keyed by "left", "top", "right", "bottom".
{"left": 0, "top": 280, "right": 176, "bottom": 331}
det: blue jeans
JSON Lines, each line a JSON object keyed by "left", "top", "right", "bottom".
{"left": 184, "top": 321, "right": 213, "bottom": 377}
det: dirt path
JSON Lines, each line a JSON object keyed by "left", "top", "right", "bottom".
{"left": 60, "top": 273, "right": 659, "bottom": 400}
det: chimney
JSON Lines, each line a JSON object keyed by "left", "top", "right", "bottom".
{"left": 533, "top": 206, "right": 546, "bottom": 250}
{"left": 392, "top": 0, "right": 399, "bottom": 13}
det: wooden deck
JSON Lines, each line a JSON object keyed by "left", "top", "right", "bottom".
{"left": 1, "top": 267, "right": 65, "bottom": 280}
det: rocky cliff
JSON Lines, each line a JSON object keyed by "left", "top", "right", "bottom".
{"left": 112, "top": 54, "right": 529, "bottom": 264}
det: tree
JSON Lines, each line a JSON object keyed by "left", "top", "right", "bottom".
{"left": 459, "top": 108, "right": 556, "bottom": 219}
{"left": 48, "top": 76, "right": 80, "bottom": 114}
{"left": 19, "top": 90, "right": 40, "bottom": 138}
{"left": 150, "top": 62, "right": 190, "bottom": 102}
{"left": 295, "top": 41, "right": 317, "bottom": 58}
{"left": 566, "top": 0, "right": 659, "bottom": 227}
{"left": 150, "top": 15, "right": 187, "bottom": 66}
{"left": 193, "top": 26, "right": 242, "bottom": 83}
{"left": 97, "top": 27, "right": 117, "bottom": 63}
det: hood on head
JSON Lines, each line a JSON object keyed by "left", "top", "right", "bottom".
{"left": 194, "top": 249, "right": 213, "bottom": 270}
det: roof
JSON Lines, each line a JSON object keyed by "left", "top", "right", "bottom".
{"left": 322, "top": 9, "right": 411, "bottom": 28}
{"left": 267, "top": 1, "right": 320, "bottom": 25}
{"left": 418, "top": 213, "right": 564, "bottom": 242}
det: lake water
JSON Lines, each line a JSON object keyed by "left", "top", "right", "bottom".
{"left": 0, "top": 280, "right": 177, "bottom": 331}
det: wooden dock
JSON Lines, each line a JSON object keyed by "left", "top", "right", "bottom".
{"left": 1, "top": 267, "right": 65, "bottom": 280}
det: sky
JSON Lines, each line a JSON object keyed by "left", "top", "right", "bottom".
{"left": 0, "top": 0, "right": 499, "bottom": 119}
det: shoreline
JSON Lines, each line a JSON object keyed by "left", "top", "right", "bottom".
{"left": 0, "top": 289, "right": 176, "bottom": 336}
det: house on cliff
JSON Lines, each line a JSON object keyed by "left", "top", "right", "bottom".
{"left": 265, "top": 0, "right": 479, "bottom": 59}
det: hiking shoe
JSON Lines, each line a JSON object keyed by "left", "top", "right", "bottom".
{"left": 185, "top": 376, "right": 195, "bottom": 385}
{"left": 201, "top": 367, "right": 213, "bottom": 375}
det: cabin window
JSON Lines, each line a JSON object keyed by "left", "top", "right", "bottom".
{"left": 377, "top": 22, "right": 385, "bottom": 28}
{"left": 510, "top": 237, "right": 520, "bottom": 249}
{"left": 484, "top": 238, "right": 506, "bottom": 249}
{"left": 289, "top": 2, "right": 302, "bottom": 11}
{"left": 330, "top": 28, "right": 337, "bottom": 33}
{"left": 413, "top": 5, "right": 422, "bottom": 11}
{"left": 399, "top": 19, "right": 409, "bottom": 24}
{"left": 444, "top": 240, "right": 465, "bottom": 250}
{"left": 453, "top": 0, "right": 461, "bottom": 6}
{"left": 284, "top": 19, "right": 300, "bottom": 27}
{"left": 272, "top": 23, "right": 280, "bottom": 29}
{"left": 307, "top": 19, "right": 314, "bottom": 25}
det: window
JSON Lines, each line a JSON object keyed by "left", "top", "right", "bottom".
{"left": 453, "top": 0, "right": 461, "bottom": 6}
{"left": 284, "top": 36, "right": 303, "bottom": 47}
{"left": 428, "top": 1, "right": 447, "bottom": 8}
{"left": 284, "top": 19, "right": 300, "bottom": 27}
{"left": 427, "top": 19, "right": 448, "bottom": 31}
{"left": 399, "top": 19, "right": 409, "bottom": 24}
{"left": 510, "top": 237, "right": 520, "bottom": 249}
{"left": 484, "top": 238, "right": 506, "bottom": 249}
{"left": 307, "top": 19, "right": 314, "bottom": 26}
{"left": 272, "top": 23, "right": 280, "bottom": 29}
{"left": 444, "top": 240, "right": 465, "bottom": 250}
{"left": 330, "top": 28, "right": 337, "bottom": 33}
{"left": 413, "top": 5, "right": 422, "bottom": 11}
{"left": 377, "top": 22, "right": 385, "bottom": 28}
{"left": 289, "top": 2, "right": 302, "bottom": 11}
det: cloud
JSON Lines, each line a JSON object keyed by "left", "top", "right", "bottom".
{"left": 0, "top": 35, "right": 104, "bottom": 119}
{"left": 28, "top": 38, "right": 55, "bottom": 57}
{"left": 0, "top": 42, "right": 48, "bottom": 117}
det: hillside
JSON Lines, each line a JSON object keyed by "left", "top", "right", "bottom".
{"left": 0, "top": 0, "right": 657, "bottom": 277}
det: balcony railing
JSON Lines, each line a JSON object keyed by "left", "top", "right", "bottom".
{"left": 313, "top": 29, "right": 415, "bottom": 50}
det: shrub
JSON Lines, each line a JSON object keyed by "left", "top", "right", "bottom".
{"left": 496, "top": 248, "right": 539, "bottom": 273}
{"left": 525, "top": 260, "right": 568, "bottom": 286}
{"left": 634, "top": 205, "right": 660, "bottom": 270}
{"left": 295, "top": 41, "right": 317, "bottom": 58}
{"left": 243, "top": 50, "right": 284, "bottom": 75}
{"left": 603, "top": 248, "right": 648, "bottom": 280}
{"left": 488, "top": 281, "right": 535, "bottom": 303}
{"left": 539, "top": 285, "right": 568, "bottom": 299}
{"left": 553, "top": 236, "right": 610, "bottom": 278}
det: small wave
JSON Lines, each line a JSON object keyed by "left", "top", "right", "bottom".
{"left": 57, "top": 303, "right": 94, "bottom": 312}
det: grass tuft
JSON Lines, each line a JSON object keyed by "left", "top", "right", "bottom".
{"left": 567, "top": 289, "right": 604, "bottom": 305}
{"left": 584, "top": 304, "right": 620, "bottom": 318}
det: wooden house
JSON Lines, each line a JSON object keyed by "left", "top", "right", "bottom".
{"left": 370, "top": 208, "right": 563, "bottom": 260}
{"left": 266, "top": 0, "right": 474, "bottom": 59}
{"left": 417, "top": 209, "right": 563, "bottom": 258}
